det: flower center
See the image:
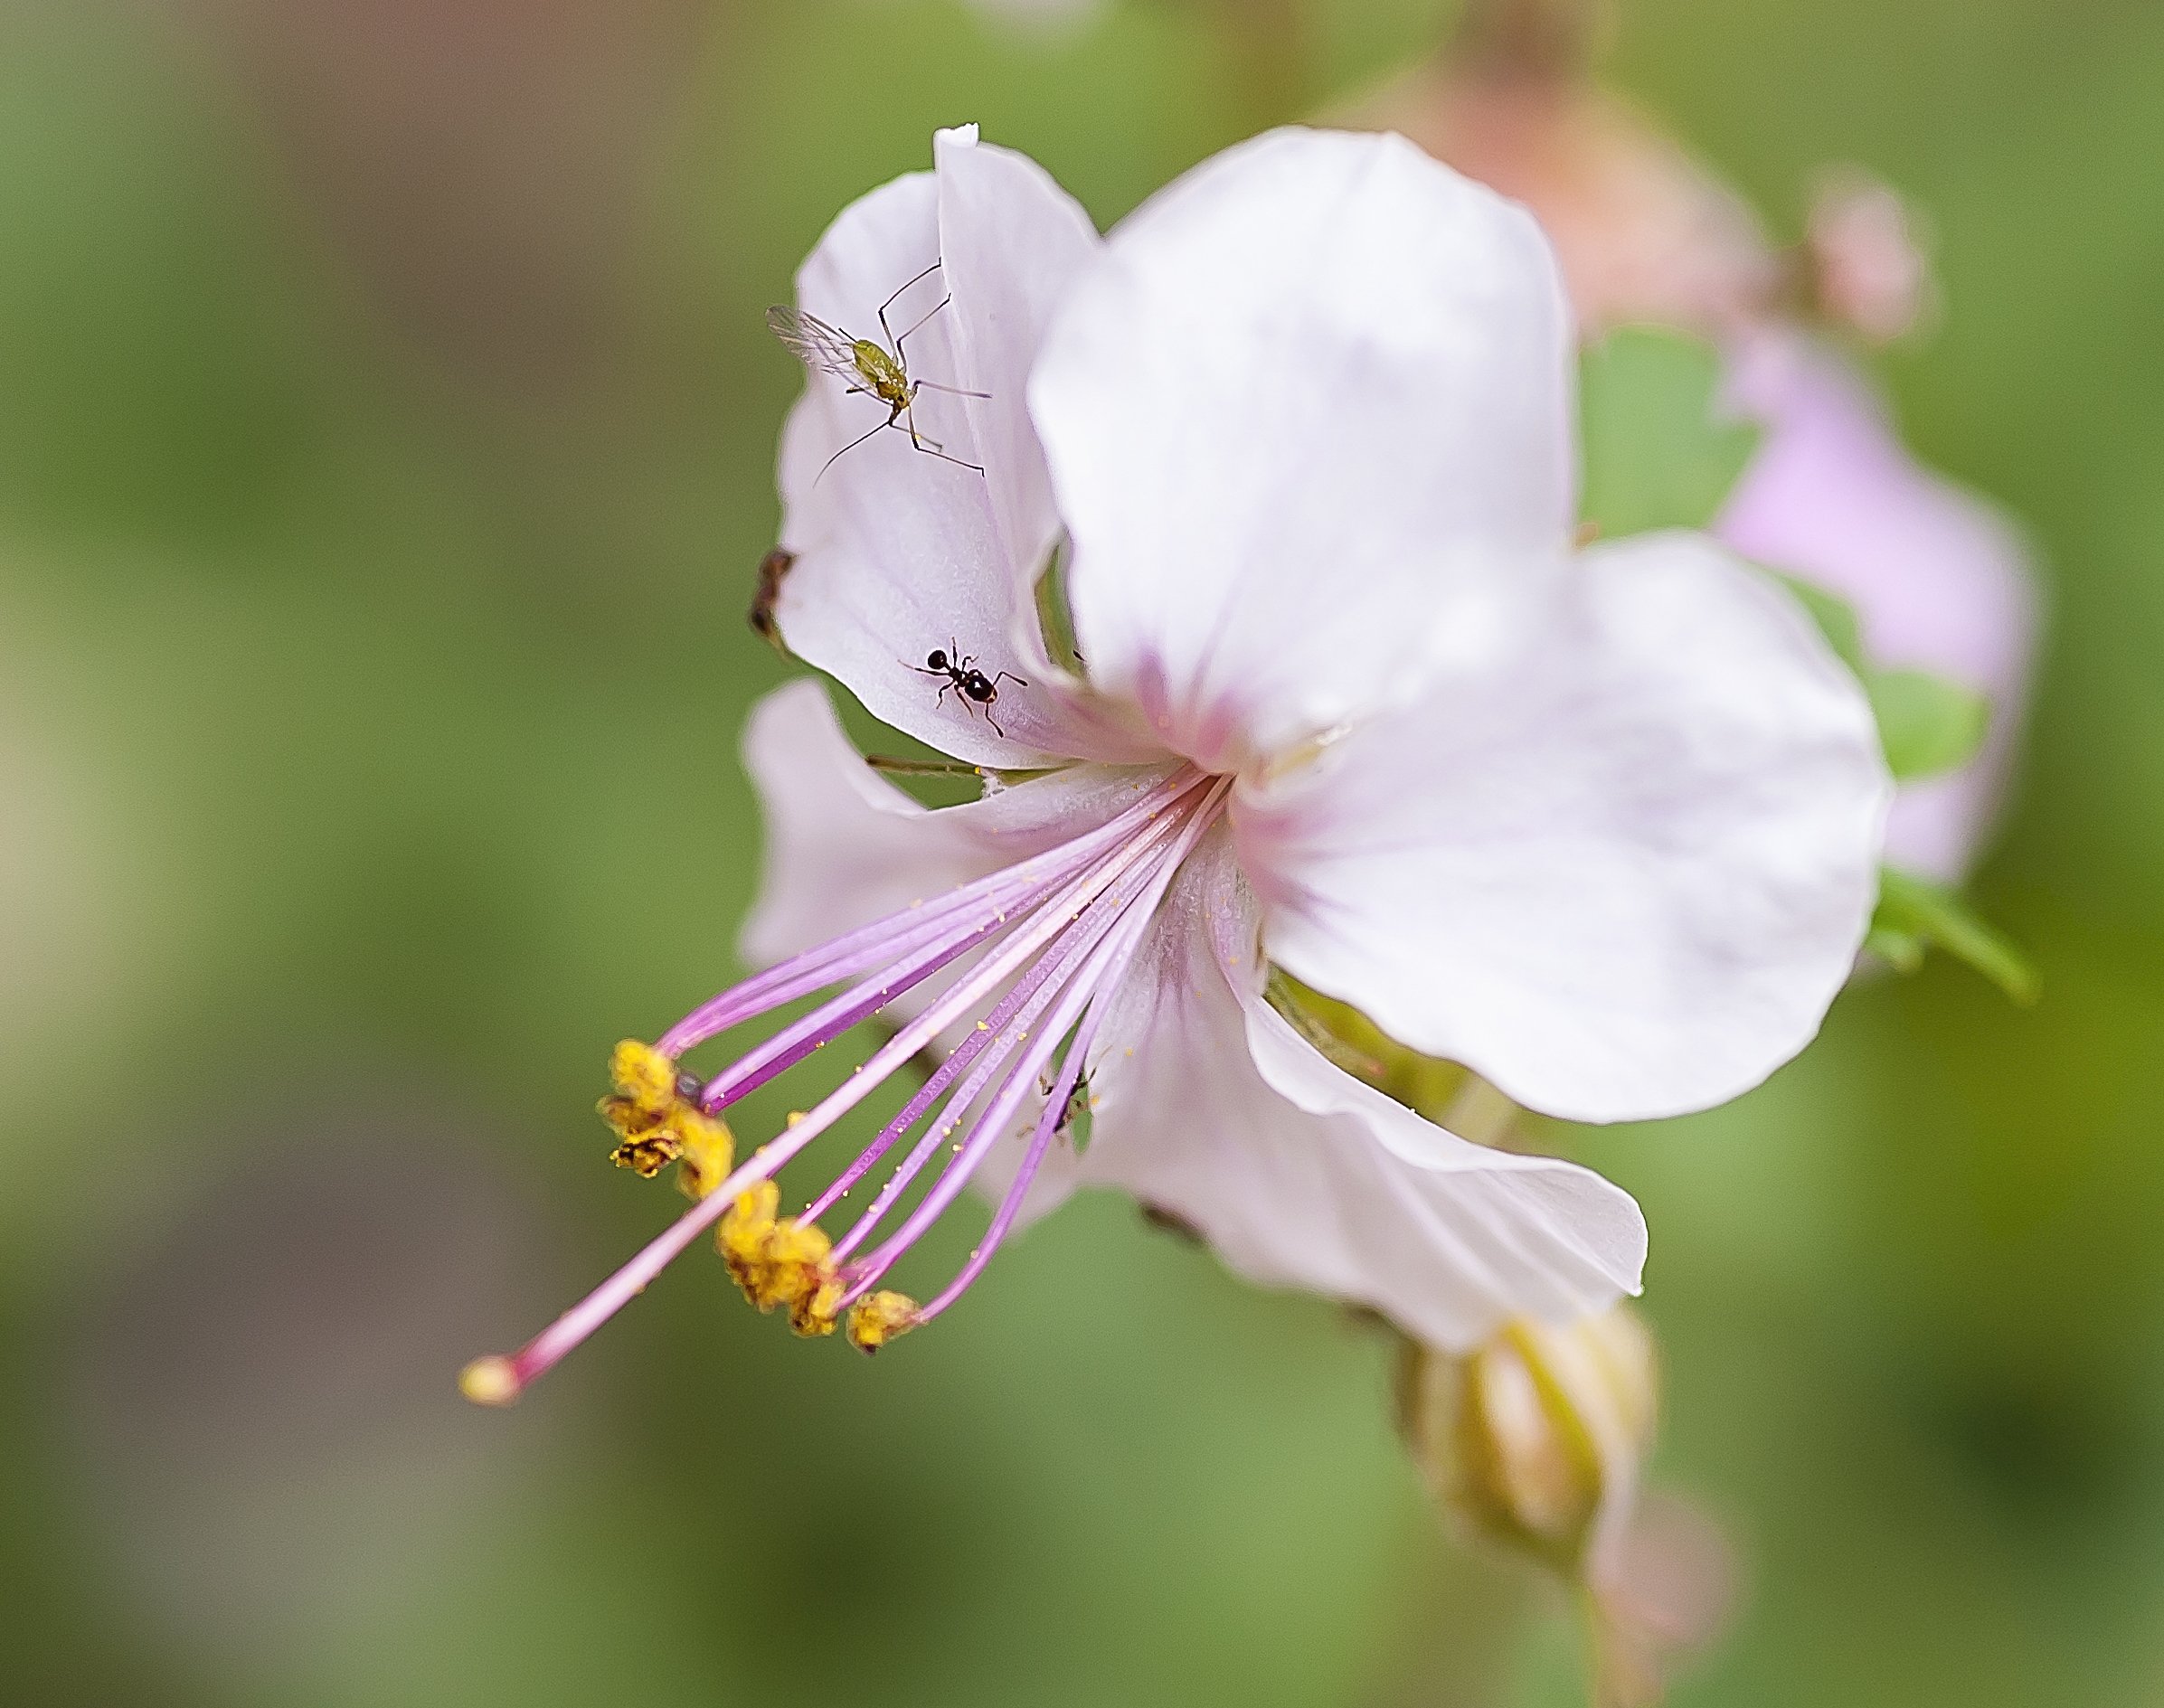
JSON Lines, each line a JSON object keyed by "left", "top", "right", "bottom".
{"left": 464, "top": 765, "right": 1229, "bottom": 1403}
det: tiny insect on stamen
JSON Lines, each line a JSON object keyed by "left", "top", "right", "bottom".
{"left": 597, "top": 1039, "right": 737, "bottom": 1193}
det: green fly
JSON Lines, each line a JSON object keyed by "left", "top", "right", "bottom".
{"left": 767, "top": 261, "right": 989, "bottom": 480}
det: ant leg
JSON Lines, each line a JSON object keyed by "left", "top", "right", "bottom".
{"left": 935, "top": 680, "right": 954, "bottom": 710}
{"left": 877, "top": 260, "right": 944, "bottom": 353}
{"left": 985, "top": 706, "right": 1006, "bottom": 739}
{"left": 991, "top": 670, "right": 1029, "bottom": 689}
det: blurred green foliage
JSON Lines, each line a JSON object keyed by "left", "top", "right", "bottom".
{"left": 1579, "top": 327, "right": 1761, "bottom": 537}
{"left": 2, "top": 2, "right": 2163, "bottom": 1705}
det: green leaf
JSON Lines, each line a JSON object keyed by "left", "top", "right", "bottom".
{"left": 1868, "top": 668, "right": 1991, "bottom": 780}
{"left": 1771, "top": 571, "right": 1867, "bottom": 673}
{"left": 1870, "top": 866, "right": 2037, "bottom": 1004}
{"left": 1766, "top": 572, "right": 1990, "bottom": 780}
{"left": 1579, "top": 327, "right": 1762, "bottom": 538}
{"left": 1033, "top": 534, "right": 1086, "bottom": 676}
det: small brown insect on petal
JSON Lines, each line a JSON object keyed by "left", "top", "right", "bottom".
{"left": 749, "top": 547, "right": 796, "bottom": 655}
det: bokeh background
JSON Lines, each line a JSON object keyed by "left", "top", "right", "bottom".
{"left": 4, "top": 1, "right": 2161, "bottom": 1703}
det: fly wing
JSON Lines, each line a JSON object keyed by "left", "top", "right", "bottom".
{"left": 766, "top": 307, "right": 863, "bottom": 382}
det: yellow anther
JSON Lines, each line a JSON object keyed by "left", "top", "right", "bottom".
{"left": 761, "top": 1218, "right": 833, "bottom": 1316}
{"left": 602, "top": 1043, "right": 732, "bottom": 1193}
{"left": 610, "top": 1039, "right": 679, "bottom": 1118}
{"left": 671, "top": 1108, "right": 736, "bottom": 1200}
{"left": 791, "top": 1276, "right": 846, "bottom": 1338}
{"left": 717, "top": 1183, "right": 838, "bottom": 1323}
{"left": 718, "top": 1181, "right": 781, "bottom": 1298}
{"left": 846, "top": 1290, "right": 920, "bottom": 1354}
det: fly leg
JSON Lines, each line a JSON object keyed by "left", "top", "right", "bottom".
{"left": 813, "top": 408, "right": 897, "bottom": 485}
{"left": 902, "top": 392, "right": 984, "bottom": 475}
{"left": 876, "top": 260, "right": 943, "bottom": 357}
{"left": 893, "top": 294, "right": 950, "bottom": 366}
{"left": 893, "top": 296, "right": 992, "bottom": 401}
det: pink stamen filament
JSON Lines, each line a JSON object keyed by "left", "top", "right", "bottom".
{"left": 679, "top": 771, "right": 1214, "bottom": 1111}
{"left": 842, "top": 779, "right": 1230, "bottom": 1312}
{"left": 655, "top": 768, "right": 1196, "bottom": 1057}
{"left": 912, "top": 932, "right": 1124, "bottom": 1324}
{"left": 695, "top": 905, "right": 1021, "bottom": 1111}
{"left": 836, "top": 922, "right": 1117, "bottom": 1303}
{"left": 822, "top": 840, "right": 1157, "bottom": 1263}
{"left": 795, "top": 883, "right": 1112, "bottom": 1228}
{"left": 481, "top": 769, "right": 1227, "bottom": 1396}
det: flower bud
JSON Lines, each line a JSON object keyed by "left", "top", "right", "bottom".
{"left": 1395, "top": 1304, "right": 1656, "bottom": 1580}
{"left": 1804, "top": 170, "right": 1933, "bottom": 344}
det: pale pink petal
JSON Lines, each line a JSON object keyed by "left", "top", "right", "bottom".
{"left": 1031, "top": 127, "right": 1575, "bottom": 773}
{"left": 1718, "top": 333, "right": 2036, "bottom": 881}
{"left": 738, "top": 678, "right": 1173, "bottom": 970}
{"left": 771, "top": 131, "right": 1111, "bottom": 766}
{"left": 1238, "top": 533, "right": 1889, "bottom": 1124}
{"left": 1066, "top": 831, "right": 1645, "bottom": 1350}
{"left": 932, "top": 126, "right": 1101, "bottom": 610}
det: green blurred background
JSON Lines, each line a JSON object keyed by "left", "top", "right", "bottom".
{"left": 3, "top": 1, "right": 2160, "bottom": 1703}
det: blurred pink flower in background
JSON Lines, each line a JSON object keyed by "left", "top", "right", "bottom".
{"left": 1375, "top": 66, "right": 1775, "bottom": 338}
{"left": 1804, "top": 171, "right": 1934, "bottom": 347}
{"left": 1718, "top": 335, "right": 2035, "bottom": 882}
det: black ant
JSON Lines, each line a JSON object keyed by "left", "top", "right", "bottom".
{"left": 910, "top": 642, "right": 1026, "bottom": 738}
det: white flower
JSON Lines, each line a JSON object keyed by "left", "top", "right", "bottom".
{"left": 467, "top": 127, "right": 1889, "bottom": 1401}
